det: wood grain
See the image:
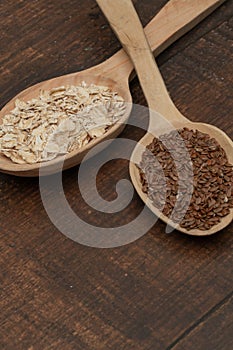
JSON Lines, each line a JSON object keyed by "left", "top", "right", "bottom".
{"left": 1, "top": 0, "right": 225, "bottom": 176}
{"left": 0, "top": 0, "right": 232, "bottom": 349}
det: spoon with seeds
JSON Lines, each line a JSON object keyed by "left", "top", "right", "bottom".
{"left": 0, "top": 0, "right": 226, "bottom": 176}
{"left": 96, "top": 0, "right": 233, "bottom": 235}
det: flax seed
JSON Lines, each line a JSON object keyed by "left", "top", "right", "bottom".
{"left": 139, "top": 128, "right": 233, "bottom": 231}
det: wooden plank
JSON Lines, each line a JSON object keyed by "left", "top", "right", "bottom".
{"left": 0, "top": 0, "right": 232, "bottom": 349}
{"left": 169, "top": 293, "right": 233, "bottom": 349}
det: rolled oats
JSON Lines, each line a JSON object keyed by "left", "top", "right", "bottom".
{"left": 0, "top": 82, "right": 126, "bottom": 164}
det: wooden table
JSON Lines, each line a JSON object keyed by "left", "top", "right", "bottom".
{"left": 0, "top": 1, "right": 232, "bottom": 349}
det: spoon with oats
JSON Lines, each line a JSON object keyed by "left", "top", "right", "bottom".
{"left": 0, "top": 0, "right": 226, "bottom": 177}
{"left": 96, "top": 0, "right": 233, "bottom": 235}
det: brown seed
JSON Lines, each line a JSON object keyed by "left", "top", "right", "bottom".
{"left": 139, "top": 128, "right": 233, "bottom": 231}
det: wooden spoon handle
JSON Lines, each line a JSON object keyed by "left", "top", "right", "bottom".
{"left": 101, "top": 0, "right": 225, "bottom": 83}
{"left": 144, "top": 0, "right": 225, "bottom": 58}
{"left": 97, "top": 0, "right": 188, "bottom": 121}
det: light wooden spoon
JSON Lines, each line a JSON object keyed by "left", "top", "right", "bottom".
{"left": 0, "top": 0, "right": 226, "bottom": 177}
{"left": 96, "top": 0, "right": 233, "bottom": 236}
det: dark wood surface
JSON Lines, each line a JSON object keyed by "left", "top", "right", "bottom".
{"left": 0, "top": 1, "right": 233, "bottom": 349}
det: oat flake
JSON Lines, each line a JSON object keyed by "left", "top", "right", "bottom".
{"left": 0, "top": 82, "right": 126, "bottom": 164}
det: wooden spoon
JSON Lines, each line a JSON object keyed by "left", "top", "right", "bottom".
{"left": 0, "top": 0, "right": 226, "bottom": 177}
{"left": 96, "top": 0, "right": 233, "bottom": 236}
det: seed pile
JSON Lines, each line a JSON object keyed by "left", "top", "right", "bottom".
{"left": 139, "top": 128, "right": 233, "bottom": 231}
{"left": 0, "top": 83, "right": 126, "bottom": 164}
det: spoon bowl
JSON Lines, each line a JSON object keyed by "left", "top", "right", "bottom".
{"left": 0, "top": 0, "right": 226, "bottom": 176}
{"left": 130, "top": 119, "right": 233, "bottom": 236}
{"left": 97, "top": 0, "right": 233, "bottom": 235}
{"left": 0, "top": 73, "right": 131, "bottom": 176}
